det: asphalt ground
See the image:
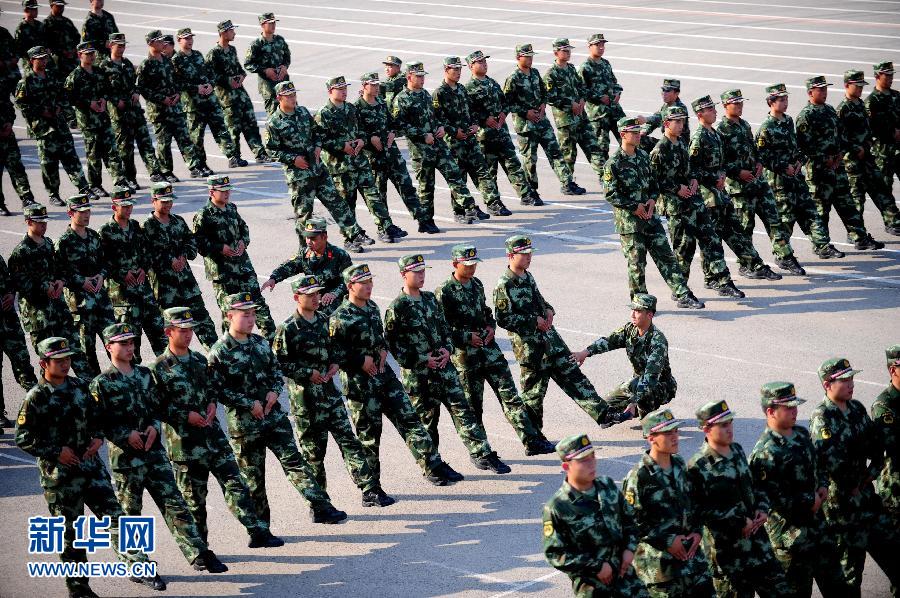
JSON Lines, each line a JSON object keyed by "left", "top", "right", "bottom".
{"left": 1, "top": 0, "right": 899, "bottom": 596}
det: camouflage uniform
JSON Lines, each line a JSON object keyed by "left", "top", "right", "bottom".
{"left": 381, "top": 71, "right": 405, "bottom": 109}
{"left": 0, "top": 25, "right": 22, "bottom": 96}
{"left": 0, "top": 255, "right": 37, "bottom": 418}
{"left": 579, "top": 41, "right": 625, "bottom": 162}
{"left": 268, "top": 240, "right": 353, "bottom": 319}
{"left": 873, "top": 347, "right": 900, "bottom": 555}
{"left": 42, "top": 10, "right": 78, "bottom": 124}
{"left": 243, "top": 25, "right": 290, "bottom": 116}
{"left": 641, "top": 94, "right": 690, "bottom": 154}
{"left": 80, "top": 9, "right": 117, "bottom": 57}
{"left": 864, "top": 64, "right": 900, "bottom": 193}
{"left": 15, "top": 17, "right": 45, "bottom": 67}
{"left": 0, "top": 94, "right": 35, "bottom": 210}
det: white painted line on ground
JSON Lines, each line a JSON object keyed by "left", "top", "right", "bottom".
{"left": 0, "top": 451, "right": 37, "bottom": 465}
{"left": 487, "top": 569, "right": 562, "bottom": 598}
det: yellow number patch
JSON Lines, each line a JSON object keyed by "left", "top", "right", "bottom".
{"left": 543, "top": 521, "right": 554, "bottom": 537}
{"left": 624, "top": 490, "right": 635, "bottom": 505}
{"left": 17, "top": 413, "right": 26, "bottom": 425}
{"left": 820, "top": 428, "right": 832, "bottom": 440}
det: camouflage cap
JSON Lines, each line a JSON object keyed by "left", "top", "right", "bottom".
{"left": 36, "top": 337, "right": 78, "bottom": 359}
{"left": 65, "top": 194, "right": 92, "bottom": 212}
{"left": 300, "top": 216, "right": 328, "bottom": 237}
{"left": 628, "top": 293, "right": 656, "bottom": 312}
{"left": 382, "top": 55, "right": 402, "bottom": 67}
{"left": 49, "top": 0, "right": 67, "bottom": 4}
{"left": 617, "top": 116, "right": 642, "bottom": 132}
{"left": 552, "top": 38, "right": 574, "bottom": 50}
{"left": 163, "top": 306, "right": 196, "bottom": 328}
{"left": 720, "top": 88, "right": 747, "bottom": 104}
{"left": 150, "top": 181, "right": 176, "bottom": 201}
{"left": 760, "top": 381, "right": 804, "bottom": 409}
{"left": 108, "top": 32, "right": 127, "bottom": 45}
{"left": 588, "top": 33, "right": 608, "bottom": 45}
{"left": 465, "top": 50, "right": 489, "bottom": 65}
{"left": 76, "top": 42, "right": 97, "bottom": 54}
{"left": 505, "top": 234, "right": 533, "bottom": 254}
{"left": 765, "top": 83, "right": 789, "bottom": 98}
{"left": 291, "top": 274, "right": 325, "bottom": 295}
{"left": 110, "top": 186, "right": 135, "bottom": 206}
{"left": 555, "top": 434, "right": 595, "bottom": 461}
{"left": 886, "top": 344, "right": 900, "bottom": 367}
{"left": 326, "top": 75, "right": 350, "bottom": 90}
{"left": 275, "top": 80, "right": 296, "bottom": 96}
{"left": 805, "top": 75, "right": 832, "bottom": 90}
{"left": 24, "top": 204, "right": 49, "bottom": 222}
{"left": 663, "top": 104, "right": 688, "bottom": 121}
{"left": 176, "top": 28, "right": 194, "bottom": 39}
{"left": 145, "top": 29, "right": 165, "bottom": 44}
{"left": 207, "top": 174, "right": 233, "bottom": 190}
{"left": 162, "top": 34, "right": 174, "bottom": 45}
{"left": 443, "top": 56, "right": 463, "bottom": 69}
{"left": 224, "top": 292, "right": 257, "bottom": 311}
{"left": 515, "top": 43, "right": 535, "bottom": 57}
{"left": 874, "top": 61, "right": 894, "bottom": 75}
{"left": 818, "top": 357, "right": 861, "bottom": 382}
{"left": 26, "top": 46, "right": 50, "bottom": 59}
{"left": 217, "top": 20, "right": 237, "bottom": 33}
{"left": 641, "top": 407, "right": 681, "bottom": 438}
{"left": 398, "top": 253, "right": 429, "bottom": 273}
{"left": 342, "top": 263, "right": 373, "bottom": 284}
{"left": 102, "top": 322, "right": 137, "bottom": 344}
{"left": 661, "top": 78, "right": 680, "bottom": 91}
{"left": 406, "top": 62, "right": 427, "bottom": 76}
{"left": 691, "top": 95, "right": 716, "bottom": 112}
{"left": 259, "top": 12, "right": 278, "bottom": 24}
{"left": 360, "top": 71, "right": 380, "bottom": 84}
{"left": 696, "top": 400, "right": 734, "bottom": 427}
{"left": 451, "top": 244, "right": 482, "bottom": 265}
{"left": 844, "top": 69, "right": 868, "bottom": 86}
{"left": 22, "top": 0, "right": 38, "bottom": 8}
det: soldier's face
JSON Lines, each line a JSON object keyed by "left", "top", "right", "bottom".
{"left": 79, "top": 51, "right": 96, "bottom": 67}
{"left": 563, "top": 452, "right": 596, "bottom": 484}
{"left": 305, "top": 233, "right": 326, "bottom": 253}
{"left": 469, "top": 60, "right": 487, "bottom": 77}
{"left": 113, "top": 204, "right": 133, "bottom": 220}
{"left": 24, "top": 8, "right": 38, "bottom": 20}
{"left": 845, "top": 83, "right": 863, "bottom": 100}
{"left": 278, "top": 93, "right": 297, "bottom": 111}
{"left": 649, "top": 430, "right": 679, "bottom": 455}
{"left": 808, "top": 87, "right": 827, "bottom": 104}
{"left": 825, "top": 377, "right": 854, "bottom": 401}
{"left": 588, "top": 42, "right": 605, "bottom": 59}
{"left": 630, "top": 309, "right": 652, "bottom": 329}
{"left": 384, "top": 64, "right": 400, "bottom": 78}
{"left": 661, "top": 89, "right": 677, "bottom": 104}
{"left": 70, "top": 210, "right": 91, "bottom": 228}
{"left": 553, "top": 48, "right": 571, "bottom": 64}
{"left": 875, "top": 72, "right": 893, "bottom": 89}
{"left": 50, "top": 4, "right": 64, "bottom": 16}
{"left": 509, "top": 252, "right": 531, "bottom": 270}
{"left": 445, "top": 67, "right": 461, "bottom": 84}
{"left": 329, "top": 86, "right": 348, "bottom": 103}
{"left": 363, "top": 82, "right": 380, "bottom": 97}
{"left": 162, "top": 43, "right": 174, "bottom": 58}
{"left": 517, "top": 55, "right": 533, "bottom": 69}
{"left": 453, "top": 262, "right": 477, "bottom": 280}
{"left": 770, "top": 96, "right": 788, "bottom": 113}
{"left": 349, "top": 279, "right": 373, "bottom": 301}
{"left": 698, "top": 106, "right": 716, "bottom": 126}
{"left": 210, "top": 189, "right": 230, "bottom": 205}
{"left": 295, "top": 292, "right": 320, "bottom": 312}
{"left": 42, "top": 356, "right": 71, "bottom": 380}
{"left": 402, "top": 270, "right": 425, "bottom": 290}
{"left": 890, "top": 365, "right": 900, "bottom": 387}
{"left": 767, "top": 405, "right": 797, "bottom": 429}
{"left": 407, "top": 74, "right": 424, "bottom": 90}
{"left": 91, "top": 0, "right": 104, "bottom": 10}
{"left": 664, "top": 118, "right": 684, "bottom": 137}
{"left": 223, "top": 29, "right": 236, "bottom": 43}
{"left": 31, "top": 57, "right": 47, "bottom": 72}
{"left": 27, "top": 220, "right": 47, "bottom": 236}
{"left": 153, "top": 199, "right": 172, "bottom": 217}
{"left": 179, "top": 36, "right": 194, "bottom": 52}
{"left": 108, "top": 339, "right": 135, "bottom": 362}
{"left": 704, "top": 420, "right": 733, "bottom": 446}
{"left": 621, "top": 130, "right": 641, "bottom": 146}
{"left": 724, "top": 101, "right": 743, "bottom": 118}
{"left": 166, "top": 326, "right": 193, "bottom": 349}
{"left": 229, "top": 309, "right": 257, "bottom": 335}
{"left": 261, "top": 22, "right": 276, "bottom": 35}
{"left": 110, "top": 42, "right": 125, "bottom": 58}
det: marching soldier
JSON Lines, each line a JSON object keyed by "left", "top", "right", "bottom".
{"left": 244, "top": 12, "right": 290, "bottom": 116}
{"left": 579, "top": 33, "right": 625, "bottom": 163}
{"left": 381, "top": 55, "right": 405, "bottom": 108}
{"left": 873, "top": 346, "right": 900, "bottom": 554}
{"left": 0, "top": 12, "right": 23, "bottom": 96}
{"left": 865, "top": 62, "right": 899, "bottom": 195}
{"left": 0, "top": 254, "right": 37, "bottom": 430}
{"left": 0, "top": 91, "right": 36, "bottom": 214}
{"left": 80, "top": 0, "right": 117, "bottom": 57}
{"left": 43, "top": 0, "right": 79, "bottom": 127}
{"left": 641, "top": 79, "right": 688, "bottom": 153}
{"left": 15, "top": 0, "right": 45, "bottom": 68}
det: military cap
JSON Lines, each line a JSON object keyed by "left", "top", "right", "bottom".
{"left": 26, "top": 46, "right": 50, "bottom": 60}
{"left": 300, "top": 216, "right": 328, "bottom": 237}
{"left": 275, "top": 80, "right": 296, "bottom": 96}
{"left": 760, "top": 381, "right": 804, "bottom": 409}
{"left": 76, "top": 42, "right": 96, "bottom": 54}
{"left": 720, "top": 88, "right": 747, "bottom": 104}
{"left": 224, "top": 292, "right": 257, "bottom": 311}
{"left": 49, "top": 0, "right": 67, "bottom": 5}
{"left": 765, "top": 83, "right": 789, "bottom": 98}
{"left": 150, "top": 182, "right": 176, "bottom": 201}
{"left": 162, "top": 34, "right": 174, "bottom": 45}
{"left": 326, "top": 75, "right": 350, "bottom": 89}
{"left": 641, "top": 408, "right": 681, "bottom": 438}
{"left": 406, "top": 62, "right": 427, "bottom": 76}
{"left": 555, "top": 434, "right": 595, "bottom": 461}
{"left": 176, "top": 28, "right": 194, "bottom": 39}
{"left": 874, "top": 61, "right": 894, "bottom": 75}
{"left": 628, "top": 293, "right": 657, "bottom": 312}
{"left": 696, "top": 400, "right": 734, "bottom": 427}
{"left": 818, "top": 357, "right": 861, "bottom": 382}
{"left": 102, "top": 322, "right": 137, "bottom": 344}
{"left": 110, "top": 186, "right": 134, "bottom": 206}
{"left": 163, "top": 306, "right": 196, "bottom": 328}
{"left": 515, "top": 43, "right": 535, "bottom": 57}
{"left": 342, "top": 263, "right": 373, "bottom": 284}
{"left": 259, "top": 12, "right": 278, "bottom": 24}
{"left": 21, "top": 0, "right": 38, "bottom": 8}
{"left": 663, "top": 104, "right": 688, "bottom": 121}
{"left": 443, "top": 56, "right": 463, "bottom": 69}
{"left": 505, "top": 234, "right": 533, "bottom": 254}
{"left": 65, "top": 194, "right": 91, "bottom": 212}
{"left": 661, "top": 78, "right": 680, "bottom": 91}
{"left": 145, "top": 29, "right": 165, "bottom": 44}
{"left": 465, "top": 50, "right": 489, "bottom": 64}
{"left": 382, "top": 55, "right": 402, "bottom": 67}
{"left": 291, "top": 274, "right": 325, "bottom": 295}
{"left": 109, "top": 32, "right": 127, "bottom": 45}
{"left": 360, "top": 71, "right": 380, "bottom": 84}
{"left": 399, "top": 254, "right": 429, "bottom": 273}
{"left": 207, "top": 174, "right": 233, "bottom": 190}
{"left": 588, "top": 33, "right": 608, "bottom": 45}
{"left": 552, "top": 38, "right": 574, "bottom": 50}
{"left": 217, "top": 20, "right": 237, "bottom": 33}
{"left": 805, "top": 75, "right": 832, "bottom": 90}
{"left": 843, "top": 69, "right": 868, "bottom": 86}
{"left": 617, "top": 116, "right": 642, "bottom": 132}
{"left": 451, "top": 244, "right": 482, "bottom": 265}
{"left": 886, "top": 344, "right": 900, "bottom": 367}
{"left": 36, "top": 337, "right": 78, "bottom": 359}
{"left": 24, "top": 204, "right": 49, "bottom": 221}
{"left": 691, "top": 95, "right": 716, "bottom": 112}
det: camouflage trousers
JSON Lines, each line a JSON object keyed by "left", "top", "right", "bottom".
{"left": 516, "top": 119, "right": 573, "bottom": 191}
{"left": 448, "top": 136, "right": 503, "bottom": 209}
{"left": 816, "top": 513, "right": 900, "bottom": 598}
{"left": 186, "top": 101, "right": 239, "bottom": 166}
{"left": 705, "top": 194, "right": 766, "bottom": 276}
{"left": 571, "top": 568, "right": 649, "bottom": 597}
{"left": 146, "top": 104, "right": 202, "bottom": 173}
{"left": 367, "top": 145, "right": 426, "bottom": 221}
{"left": 73, "top": 297, "right": 116, "bottom": 378}
{"left": 645, "top": 562, "right": 714, "bottom": 598}
{"left": 666, "top": 201, "right": 732, "bottom": 288}
{"left": 0, "top": 134, "right": 35, "bottom": 207}
{"left": 408, "top": 139, "right": 477, "bottom": 219}
{"left": 156, "top": 292, "right": 219, "bottom": 350}
{"left": 41, "top": 460, "right": 149, "bottom": 593}
{"left": 334, "top": 167, "right": 394, "bottom": 232}
{"left": 217, "top": 87, "right": 265, "bottom": 159}
{"left": 587, "top": 110, "right": 624, "bottom": 164}
{"left": 213, "top": 279, "right": 276, "bottom": 342}
{"left": 35, "top": 129, "right": 88, "bottom": 196}
{"left": 290, "top": 381, "right": 377, "bottom": 493}
{"left": 81, "top": 123, "right": 128, "bottom": 189}
{"left": 0, "top": 312, "right": 38, "bottom": 414}
{"left": 404, "top": 363, "right": 493, "bottom": 460}
{"left": 170, "top": 425, "right": 268, "bottom": 543}
{"left": 257, "top": 76, "right": 278, "bottom": 117}
{"left": 618, "top": 217, "right": 690, "bottom": 300}
{"left": 731, "top": 181, "right": 796, "bottom": 260}
{"left": 708, "top": 531, "right": 791, "bottom": 598}
{"left": 771, "top": 173, "right": 833, "bottom": 250}
{"left": 557, "top": 117, "right": 606, "bottom": 184}
{"left": 605, "top": 375, "right": 676, "bottom": 419}
{"left": 112, "top": 285, "right": 167, "bottom": 364}
{"left": 342, "top": 368, "right": 444, "bottom": 482}
{"left": 286, "top": 167, "right": 362, "bottom": 244}
{"left": 19, "top": 297, "right": 91, "bottom": 379}
{"left": 110, "top": 107, "right": 163, "bottom": 180}
{"left": 112, "top": 448, "right": 208, "bottom": 564}
{"left": 806, "top": 160, "right": 868, "bottom": 243}
{"left": 453, "top": 342, "right": 546, "bottom": 448}
{"left": 845, "top": 153, "right": 900, "bottom": 229}
{"left": 873, "top": 141, "right": 899, "bottom": 191}
{"left": 770, "top": 542, "right": 832, "bottom": 598}
{"left": 478, "top": 127, "right": 533, "bottom": 200}
{"left": 228, "top": 412, "right": 334, "bottom": 524}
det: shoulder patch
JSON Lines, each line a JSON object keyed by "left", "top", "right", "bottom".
{"left": 884, "top": 413, "right": 894, "bottom": 425}
{"left": 542, "top": 521, "right": 553, "bottom": 537}
{"left": 496, "top": 298, "right": 508, "bottom": 311}
{"left": 624, "top": 489, "right": 635, "bottom": 505}
{"left": 820, "top": 427, "right": 831, "bottom": 440}
{"left": 17, "top": 413, "right": 26, "bottom": 426}
{"left": 757, "top": 136, "right": 765, "bottom": 148}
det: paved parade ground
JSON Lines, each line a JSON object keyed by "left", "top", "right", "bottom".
{"left": 1, "top": 0, "right": 899, "bottom": 595}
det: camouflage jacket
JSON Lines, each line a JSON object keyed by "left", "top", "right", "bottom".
{"left": 872, "top": 383, "right": 900, "bottom": 514}
{"left": 587, "top": 323, "right": 673, "bottom": 395}
{"left": 244, "top": 34, "right": 290, "bottom": 75}
{"left": 172, "top": 49, "right": 218, "bottom": 113}
{"left": 434, "top": 274, "right": 497, "bottom": 360}
{"left": 97, "top": 55, "right": 143, "bottom": 124}
{"left": 603, "top": 147, "right": 661, "bottom": 235}
{"left": 272, "top": 310, "right": 338, "bottom": 415}
{"left": 354, "top": 95, "right": 397, "bottom": 159}
{"left": 90, "top": 364, "right": 165, "bottom": 471}
{"left": 464, "top": 75, "right": 512, "bottom": 140}
{"left": 796, "top": 101, "right": 842, "bottom": 161}
{"left": 0, "top": 255, "right": 12, "bottom": 299}
{"left": 433, "top": 80, "right": 476, "bottom": 143}
{"left": 650, "top": 135, "right": 701, "bottom": 215}
{"left": 749, "top": 426, "right": 825, "bottom": 551}
{"left": 192, "top": 201, "right": 254, "bottom": 283}
{"left": 15, "top": 20, "right": 45, "bottom": 63}
{"left": 15, "top": 69, "right": 68, "bottom": 138}
{"left": 623, "top": 453, "right": 704, "bottom": 584}
{"left": 381, "top": 73, "right": 405, "bottom": 108}
{"left": 756, "top": 113, "right": 804, "bottom": 181}
{"left": 80, "top": 10, "right": 117, "bottom": 56}
{"left": 207, "top": 332, "right": 286, "bottom": 438}
{"left": 0, "top": 26, "right": 22, "bottom": 93}
{"left": 642, "top": 99, "right": 690, "bottom": 144}
{"left": 264, "top": 106, "right": 327, "bottom": 182}
{"left": 56, "top": 225, "right": 110, "bottom": 314}
{"left": 503, "top": 67, "right": 547, "bottom": 134}
{"left": 689, "top": 126, "right": 729, "bottom": 207}
{"left": 494, "top": 268, "right": 568, "bottom": 367}
{"left": 136, "top": 55, "right": 180, "bottom": 109}
{"left": 578, "top": 57, "right": 623, "bottom": 122}
{"left": 328, "top": 298, "right": 388, "bottom": 378}
{"left": 864, "top": 87, "right": 900, "bottom": 149}
{"left": 142, "top": 213, "right": 202, "bottom": 303}
{"left": 42, "top": 14, "right": 79, "bottom": 69}
{"left": 269, "top": 243, "right": 352, "bottom": 316}
{"left": 391, "top": 87, "right": 443, "bottom": 145}
{"left": 65, "top": 65, "right": 113, "bottom": 131}
{"left": 543, "top": 477, "right": 640, "bottom": 588}
{"left": 0, "top": 93, "right": 14, "bottom": 127}
{"left": 837, "top": 96, "right": 874, "bottom": 160}
{"left": 544, "top": 62, "right": 585, "bottom": 128}
{"left": 384, "top": 291, "right": 454, "bottom": 381}
{"left": 99, "top": 218, "right": 152, "bottom": 304}
{"left": 717, "top": 116, "right": 769, "bottom": 197}
{"left": 315, "top": 100, "right": 370, "bottom": 174}
{"left": 8, "top": 234, "right": 63, "bottom": 312}
{"left": 204, "top": 43, "right": 248, "bottom": 106}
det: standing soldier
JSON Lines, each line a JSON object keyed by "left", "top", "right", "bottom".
{"left": 756, "top": 83, "right": 845, "bottom": 259}
{"left": 381, "top": 55, "right": 405, "bottom": 108}
{"left": 873, "top": 346, "right": 900, "bottom": 557}
{"left": 151, "top": 307, "right": 284, "bottom": 548}
{"left": 244, "top": 13, "right": 289, "bottom": 116}
{"left": 493, "top": 235, "right": 617, "bottom": 430}
{"left": 136, "top": 29, "right": 208, "bottom": 181}
{"left": 0, "top": 90, "right": 36, "bottom": 214}
{"left": 80, "top": 0, "right": 117, "bottom": 57}
{"left": 749, "top": 382, "right": 829, "bottom": 598}
{"left": 840, "top": 69, "right": 900, "bottom": 236}
{"left": 0, "top": 254, "right": 37, "bottom": 429}
{"left": 91, "top": 322, "right": 229, "bottom": 575}
{"left": 15, "top": 46, "right": 92, "bottom": 207}
{"left": 56, "top": 194, "right": 115, "bottom": 377}
{"left": 686, "top": 400, "right": 790, "bottom": 597}
{"left": 99, "top": 187, "right": 167, "bottom": 362}
{"left": 206, "top": 20, "right": 268, "bottom": 164}
{"left": 465, "top": 50, "right": 541, "bottom": 207}
{"left": 272, "top": 276, "right": 396, "bottom": 507}
{"left": 15, "top": 0, "right": 45, "bottom": 68}
{"left": 622, "top": 410, "right": 714, "bottom": 597}
{"left": 16, "top": 337, "right": 165, "bottom": 598}
{"left": 208, "top": 293, "right": 348, "bottom": 526}
{"left": 866, "top": 62, "right": 899, "bottom": 193}
{"left": 434, "top": 56, "right": 510, "bottom": 218}
{"left": 640, "top": 79, "right": 688, "bottom": 153}
{"left": 504, "top": 44, "right": 584, "bottom": 196}
{"left": 796, "top": 76, "right": 884, "bottom": 251}
{"left": 543, "top": 434, "right": 648, "bottom": 597}
{"left": 142, "top": 182, "right": 219, "bottom": 350}
{"left": 392, "top": 61, "right": 481, "bottom": 225}
{"left": 173, "top": 28, "right": 243, "bottom": 170}
{"left": 192, "top": 174, "right": 276, "bottom": 340}
{"left": 434, "top": 244, "right": 554, "bottom": 456}
{"left": 579, "top": 33, "right": 625, "bottom": 163}
{"left": 264, "top": 80, "right": 368, "bottom": 252}
{"left": 0, "top": 12, "right": 23, "bottom": 96}
{"left": 43, "top": 0, "right": 79, "bottom": 128}
{"left": 65, "top": 42, "right": 130, "bottom": 197}
{"left": 717, "top": 89, "right": 806, "bottom": 276}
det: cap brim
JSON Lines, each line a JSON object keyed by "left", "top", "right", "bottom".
{"left": 456, "top": 258, "right": 482, "bottom": 265}
{"left": 834, "top": 368, "right": 862, "bottom": 379}
{"left": 645, "top": 419, "right": 681, "bottom": 436}
{"left": 566, "top": 445, "right": 596, "bottom": 461}
{"left": 229, "top": 304, "right": 258, "bottom": 311}
{"left": 112, "top": 200, "right": 136, "bottom": 206}
{"left": 106, "top": 333, "right": 137, "bottom": 343}
{"left": 627, "top": 303, "right": 652, "bottom": 311}
{"left": 45, "top": 349, "right": 78, "bottom": 359}
{"left": 296, "top": 285, "right": 325, "bottom": 295}
{"left": 517, "top": 52, "right": 536, "bottom": 57}
{"left": 301, "top": 229, "right": 326, "bottom": 237}
{"left": 152, "top": 195, "right": 176, "bottom": 201}
{"left": 402, "top": 265, "right": 429, "bottom": 273}
{"left": 69, "top": 205, "right": 92, "bottom": 212}
{"left": 211, "top": 184, "right": 234, "bottom": 191}
{"left": 167, "top": 320, "right": 196, "bottom": 329}
{"left": 26, "top": 216, "right": 50, "bottom": 222}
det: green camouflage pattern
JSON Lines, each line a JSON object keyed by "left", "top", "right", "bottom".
{"left": 873, "top": 384, "right": 900, "bottom": 516}
{"left": 244, "top": 33, "right": 290, "bottom": 115}
{"left": 269, "top": 242, "right": 353, "bottom": 317}
{"left": 43, "top": 13, "right": 79, "bottom": 76}
{"left": 642, "top": 98, "right": 691, "bottom": 150}
{"left": 15, "top": 18, "right": 45, "bottom": 66}
{"left": 205, "top": 43, "right": 265, "bottom": 159}
{"left": 545, "top": 61, "right": 605, "bottom": 180}
{"left": 0, "top": 26, "right": 23, "bottom": 95}
{"left": 579, "top": 56, "right": 625, "bottom": 161}
{"left": 0, "top": 256, "right": 37, "bottom": 413}
{"left": 864, "top": 87, "right": 900, "bottom": 191}
{"left": 0, "top": 96, "right": 35, "bottom": 207}
{"left": 79, "top": 9, "right": 117, "bottom": 56}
